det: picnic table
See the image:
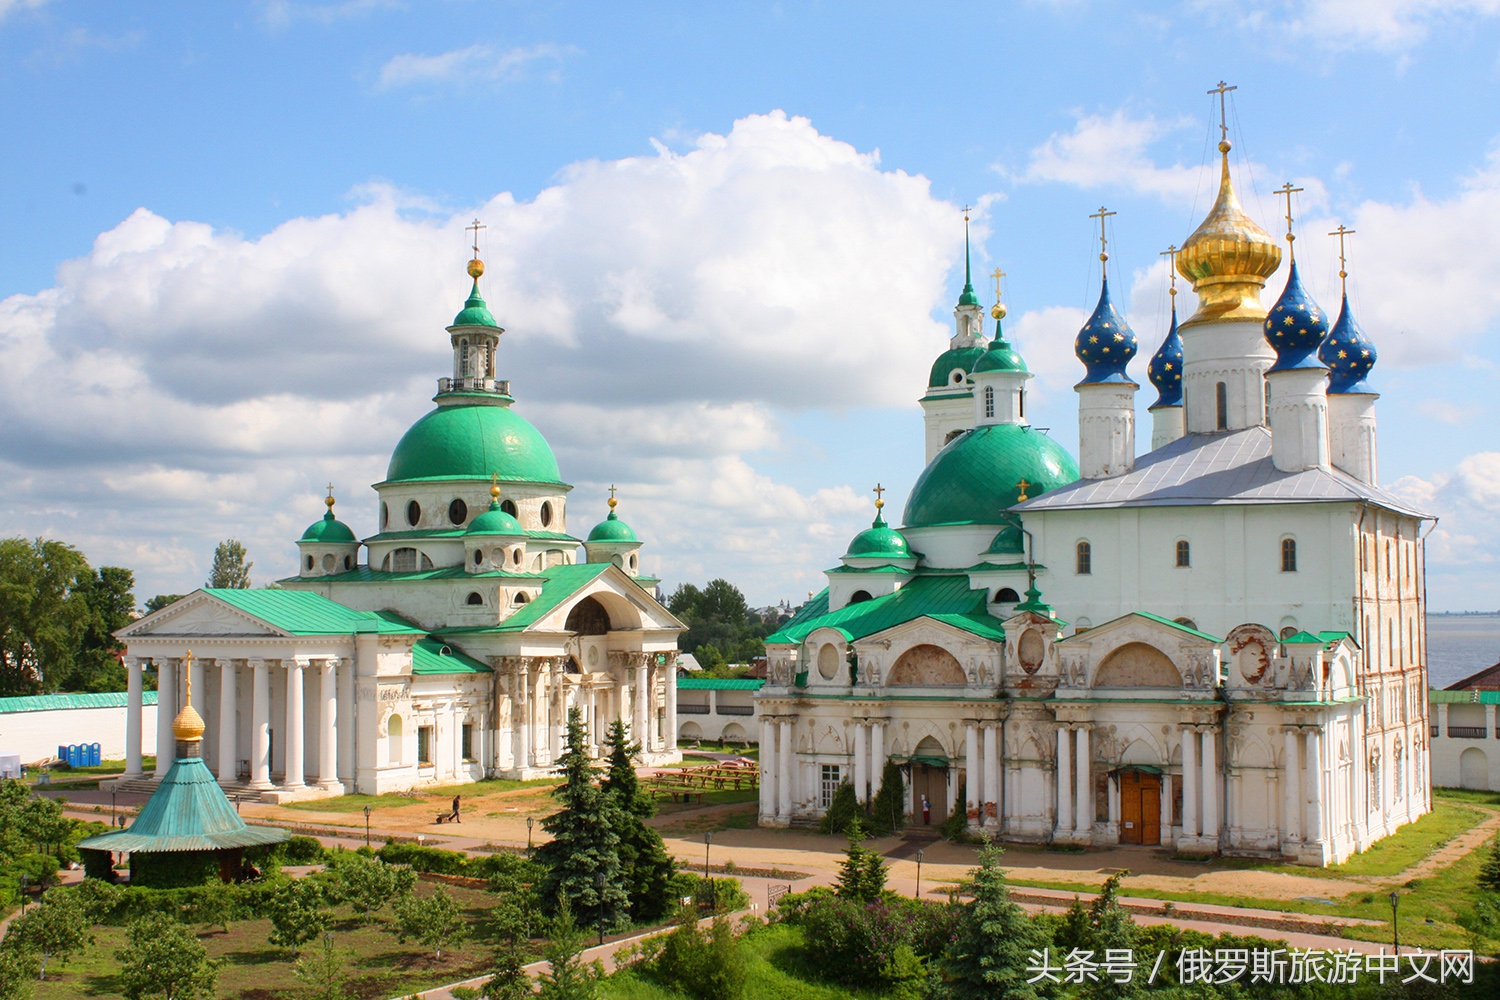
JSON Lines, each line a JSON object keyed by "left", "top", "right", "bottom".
{"left": 646, "top": 762, "right": 759, "bottom": 803}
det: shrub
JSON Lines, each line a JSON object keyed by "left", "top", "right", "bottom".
{"left": 376, "top": 842, "right": 472, "bottom": 875}
{"left": 281, "top": 835, "right": 328, "bottom": 866}
{"left": 265, "top": 878, "right": 333, "bottom": 954}
{"left": 651, "top": 914, "right": 745, "bottom": 1000}
{"left": 392, "top": 886, "right": 468, "bottom": 960}
{"left": 818, "top": 781, "right": 861, "bottom": 835}
{"left": 867, "top": 761, "right": 906, "bottom": 837}
{"left": 116, "top": 912, "right": 219, "bottom": 1000}
{"left": 798, "top": 893, "right": 954, "bottom": 990}
{"left": 667, "top": 873, "right": 750, "bottom": 915}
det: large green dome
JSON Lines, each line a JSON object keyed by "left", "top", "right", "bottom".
{"left": 902, "top": 424, "right": 1079, "bottom": 528}
{"left": 928, "top": 346, "right": 986, "bottom": 389}
{"left": 385, "top": 403, "right": 564, "bottom": 485}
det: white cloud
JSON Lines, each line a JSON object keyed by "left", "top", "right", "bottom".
{"left": 377, "top": 42, "right": 575, "bottom": 90}
{"left": 1389, "top": 451, "right": 1500, "bottom": 610}
{"left": 0, "top": 112, "right": 959, "bottom": 605}
{"left": 260, "top": 0, "right": 402, "bottom": 29}
{"left": 1221, "top": 0, "right": 1500, "bottom": 52}
{"left": 0, "top": 0, "right": 49, "bottom": 21}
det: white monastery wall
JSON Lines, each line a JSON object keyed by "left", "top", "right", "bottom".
{"left": 0, "top": 702, "right": 158, "bottom": 765}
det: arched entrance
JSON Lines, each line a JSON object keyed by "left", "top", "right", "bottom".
{"left": 910, "top": 736, "right": 949, "bottom": 825}
{"left": 1115, "top": 768, "right": 1162, "bottom": 845}
{"left": 1460, "top": 747, "right": 1489, "bottom": 790}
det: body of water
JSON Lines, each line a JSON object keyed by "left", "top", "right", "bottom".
{"left": 1426, "top": 614, "right": 1500, "bottom": 689}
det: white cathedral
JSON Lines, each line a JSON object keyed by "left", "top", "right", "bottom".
{"left": 756, "top": 132, "right": 1431, "bottom": 864}
{"left": 112, "top": 256, "right": 684, "bottom": 801}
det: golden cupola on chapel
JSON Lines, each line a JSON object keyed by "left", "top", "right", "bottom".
{"left": 1176, "top": 132, "right": 1281, "bottom": 328}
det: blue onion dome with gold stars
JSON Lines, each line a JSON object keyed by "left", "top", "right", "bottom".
{"left": 845, "top": 505, "right": 911, "bottom": 559}
{"left": 1074, "top": 278, "right": 1137, "bottom": 384}
{"left": 972, "top": 316, "right": 1027, "bottom": 374}
{"left": 301, "top": 493, "right": 356, "bottom": 543}
{"left": 1319, "top": 293, "right": 1377, "bottom": 394}
{"left": 1146, "top": 304, "right": 1184, "bottom": 408}
{"left": 1264, "top": 260, "right": 1329, "bottom": 371}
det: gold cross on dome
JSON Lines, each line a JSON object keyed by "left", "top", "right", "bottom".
{"left": 990, "top": 267, "right": 1006, "bottom": 304}
{"left": 607, "top": 484, "right": 618, "bottom": 509}
{"left": 1089, "top": 206, "right": 1116, "bottom": 275}
{"left": 466, "top": 218, "right": 486, "bottom": 259}
{"left": 1328, "top": 224, "right": 1356, "bottom": 294}
{"left": 1208, "top": 80, "right": 1237, "bottom": 143}
{"left": 1275, "top": 182, "right": 1304, "bottom": 257}
{"left": 872, "top": 483, "right": 885, "bottom": 509}
{"left": 961, "top": 204, "right": 974, "bottom": 222}
{"left": 1160, "top": 245, "right": 1179, "bottom": 297}
{"left": 182, "top": 650, "right": 193, "bottom": 704}
{"left": 1015, "top": 478, "right": 1032, "bottom": 502}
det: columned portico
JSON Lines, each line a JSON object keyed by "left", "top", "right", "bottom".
{"left": 854, "top": 720, "right": 869, "bottom": 804}
{"left": 983, "top": 722, "right": 999, "bottom": 829}
{"left": 1181, "top": 726, "right": 1198, "bottom": 838}
{"left": 777, "top": 717, "right": 793, "bottom": 820}
{"left": 965, "top": 720, "right": 980, "bottom": 825}
{"left": 1200, "top": 725, "right": 1220, "bottom": 841}
{"left": 634, "top": 659, "right": 649, "bottom": 746}
{"left": 1283, "top": 727, "right": 1301, "bottom": 845}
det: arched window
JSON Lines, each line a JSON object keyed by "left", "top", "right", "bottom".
{"left": 343, "top": 555, "right": 352, "bottom": 570}
{"left": 983, "top": 385, "right": 995, "bottom": 418}
{"left": 501, "top": 498, "right": 518, "bottom": 517}
{"left": 1280, "top": 626, "right": 1298, "bottom": 640}
{"left": 406, "top": 500, "right": 421, "bottom": 527}
{"left": 512, "top": 548, "right": 523, "bottom": 566}
{"left": 1264, "top": 379, "right": 1270, "bottom": 421}
{"left": 380, "top": 502, "right": 389, "bottom": 528}
{"left": 1216, "top": 382, "right": 1229, "bottom": 430}
{"left": 564, "top": 596, "right": 611, "bottom": 635}
{"left": 1019, "top": 390, "right": 1025, "bottom": 419}
{"left": 459, "top": 337, "right": 470, "bottom": 376}
{"left": 629, "top": 553, "right": 637, "bottom": 570}
{"left": 1076, "top": 541, "right": 1092, "bottom": 575}
{"left": 387, "top": 714, "right": 403, "bottom": 765}
{"left": 474, "top": 550, "right": 484, "bottom": 566}
{"left": 391, "top": 548, "right": 419, "bottom": 573}
{"left": 448, "top": 498, "right": 468, "bottom": 525}
{"left": 513, "top": 591, "right": 529, "bottom": 606}
{"left": 849, "top": 590, "right": 873, "bottom": 604}
{"left": 305, "top": 554, "right": 314, "bottom": 571}
{"left": 995, "top": 587, "right": 1020, "bottom": 603}
{"left": 466, "top": 591, "right": 484, "bottom": 606}
{"left": 1281, "top": 538, "right": 1297, "bottom": 573}
{"left": 1173, "top": 617, "right": 1198, "bottom": 631}
{"left": 1175, "top": 540, "right": 1190, "bottom": 567}
{"left": 540, "top": 501, "right": 554, "bottom": 527}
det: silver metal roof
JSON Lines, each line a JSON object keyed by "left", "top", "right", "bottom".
{"left": 1014, "top": 426, "right": 1431, "bottom": 519}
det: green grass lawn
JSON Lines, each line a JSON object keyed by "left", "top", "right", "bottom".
{"left": 602, "top": 923, "right": 867, "bottom": 1000}
{"left": 35, "top": 881, "right": 528, "bottom": 1000}
{"left": 1293, "top": 799, "right": 1487, "bottom": 879}
{"left": 281, "top": 792, "right": 430, "bottom": 813}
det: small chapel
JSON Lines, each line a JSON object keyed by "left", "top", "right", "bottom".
{"left": 757, "top": 101, "right": 1431, "bottom": 865}
{"left": 111, "top": 248, "right": 684, "bottom": 801}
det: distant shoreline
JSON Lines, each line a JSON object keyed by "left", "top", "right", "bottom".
{"left": 1429, "top": 611, "right": 1500, "bottom": 617}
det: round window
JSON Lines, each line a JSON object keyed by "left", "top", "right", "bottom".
{"left": 343, "top": 555, "right": 352, "bottom": 570}
{"left": 540, "top": 501, "right": 553, "bottom": 527}
{"left": 491, "top": 548, "right": 504, "bottom": 564}
{"left": 448, "top": 498, "right": 468, "bottom": 524}
{"left": 380, "top": 502, "right": 389, "bottom": 528}
{"left": 501, "top": 499, "right": 517, "bottom": 517}
{"left": 406, "top": 500, "right": 421, "bottom": 526}
{"left": 305, "top": 555, "right": 314, "bottom": 571}
{"left": 513, "top": 548, "right": 522, "bottom": 566}
{"left": 474, "top": 550, "right": 483, "bottom": 566}
{"left": 321, "top": 554, "right": 335, "bottom": 571}
{"left": 817, "top": 643, "right": 839, "bottom": 680}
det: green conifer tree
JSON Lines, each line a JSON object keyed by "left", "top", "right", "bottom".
{"left": 939, "top": 842, "right": 1049, "bottom": 1000}
{"left": 834, "top": 819, "right": 887, "bottom": 903}
{"left": 537, "top": 708, "right": 629, "bottom": 930}
{"left": 601, "top": 719, "right": 676, "bottom": 921}
{"left": 867, "top": 760, "right": 906, "bottom": 836}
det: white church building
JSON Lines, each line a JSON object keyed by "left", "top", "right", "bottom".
{"left": 757, "top": 131, "right": 1431, "bottom": 865}
{"left": 112, "top": 255, "right": 684, "bottom": 801}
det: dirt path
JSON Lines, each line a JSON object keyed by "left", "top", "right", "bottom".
{"left": 1364, "top": 805, "right": 1500, "bottom": 887}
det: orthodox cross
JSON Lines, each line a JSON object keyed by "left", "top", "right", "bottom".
{"left": 1328, "top": 224, "right": 1356, "bottom": 295}
{"left": 1089, "top": 206, "right": 1116, "bottom": 276}
{"left": 990, "top": 267, "right": 1006, "bottom": 305}
{"left": 961, "top": 204, "right": 973, "bottom": 222}
{"left": 466, "top": 218, "right": 486, "bottom": 259}
{"left": 872, "top": 483, "right": 885, "bottom": 509}
{"left": 1159, "top": 245, "right": 1179, "bottom": 299}
{"left": 182, "top": 650, "right": 193, "bottom": 703}
{"left": 608, "top": 483, "right": 618, "bottom": 510}
{"left": 1275, "top": 183, "right": 1304, "bottom": 258}
{"left": 1208, "top": 80, "right": 1237, "bottom": 144}
{"left": 1015, "top": 478, "right": 1032, "bottom": 502}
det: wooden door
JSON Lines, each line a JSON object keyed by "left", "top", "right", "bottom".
{"left": 1140, "top": 781, "right": 1161, "bottom": 846}
{"left": 913, "top": 765, "right": 948, "bottom": 825}
{"left": 1119, "top": 772, "right": 1143, "bottom": 844}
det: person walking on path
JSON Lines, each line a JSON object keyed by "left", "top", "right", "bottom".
{"left": 451, "top": 795, "right": 461, "bottom": 823}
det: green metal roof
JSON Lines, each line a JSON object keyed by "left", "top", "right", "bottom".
{"left": 412, "top": 637, "right": 492, "bottom": 674}
{"left": 1428, "top": 689, "right": 1500, "bottom": 704}
{"left": 1318, "top": 630, "right": 1356, "bottom": 646}
{"left": 466, "top": 501, "right": 525, "bottom": 536}
{"left": 972, "top": 327, "right": 1028, "bottom": 374}
{"left": 1058, "top": 611, "right": 1222, "bottom": 644}
{"left": 927, "top": 345, "right": 986, "bottom": 389}
{"left": 385, "top": 402, "right": 565, "bottom": 486}
{"left": 844, "top": 511, "right": 911, "bottom": 559}
{"left": 283, "top": 565, "right": 536, "bottom": 584}
{"left": 677, "top": 678, "right": 765, "bottom": 690}
{"left": 205, "top": 589, "right": 425, "bottom": 636}
{"left": 0, "top": 690, "right": 159, "bottom": 715}
{"left": 587, "top": 510, "right": 639, "bottom": 543}
{"left": 1281, "top": 630, "right": 1327, "bottom": 644}
{"left": 76, "top": 756, "right": 288, "bottom": 853}
{"left": 451, "top": 280, "right": 499, "bottom": 328}
{"left": 765, "top": 574, "right": 1006, "bottom": 645}
{"left": 434, "top": 563, "right": 613, "bottom": 634}
{"left": 903, "top": 423, "right": 1079, "bottom": 529}
{"left": 300, "top": 510, "right": 357, "bottom": 543}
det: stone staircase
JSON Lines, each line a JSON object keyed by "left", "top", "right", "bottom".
{"left": 104, "top": 775, "right": 267, "bottom": 804}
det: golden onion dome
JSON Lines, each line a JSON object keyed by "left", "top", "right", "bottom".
{"left": 172, "top": 657, "right": 206, "bottom": 742}
{"left": 1176, "top": 141, "right": 1282, "bottom": 328}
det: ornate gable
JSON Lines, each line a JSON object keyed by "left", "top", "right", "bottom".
{"left": 119, "top": 592, "right": 282, "bottom": 638}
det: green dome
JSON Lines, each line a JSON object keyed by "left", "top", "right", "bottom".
{"left": 301, "top": 510, "right": 356, "bottom": 543}
{"left": 845, "top": 510, "right": 910, "bottom": 559}
{"left": 588, "top": 509, "right": 638, "bottom": 543}
{"left": 452, "top": 281, "right": 499, "bottom": 328}
{"left": 928, "top": 346, "right": 986, "bottom": 389}
{"left": 903, "top": 423, "right": 1079, "bottom": 528}
{"left": 386, "top": 403, "right": 564, "bottom": 485}
{"left": 985, "top": 523, "right": 1026, "bottom": 555}
{"left": 466, "top": 500, "right": 524, "bottom": 536}
{"left": 972, "top": 323, "right": 1027, "bottom": 374}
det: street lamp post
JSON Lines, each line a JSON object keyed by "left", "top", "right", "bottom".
{"left": 363, "top": 805, "right": 372, "bottom": 848}
{"left": 1389, "top": 890, "right": 1400, "bottom": 955}
{"left": 703, "top": 832, "right": 714, "bottom": 912}
{"left": 526, "top": 816, "right": 534, "bottom": 859}
{"left": 111, "top": 788, "right": 117, "bottom": 827}
{"left": 18, "top": 875, "right": 28, "bottom": 914}
{"left": 595, "top": 871, "right": 607, "bottom": 947}
{"left": 914, "top": 849, "right": 925, "bottom": 901}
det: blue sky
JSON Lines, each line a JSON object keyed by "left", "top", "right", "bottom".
{"left": 2, "top": 0, "right": 1499, "bottom": 611}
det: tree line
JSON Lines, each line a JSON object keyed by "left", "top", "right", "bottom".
{"left": 666, "top": 579, "right": 791, "bottom": 674}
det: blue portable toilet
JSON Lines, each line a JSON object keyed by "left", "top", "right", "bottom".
{"left": 89, "top": 744, "right": 101, "bottom": 766}
{"left": 57, "top": 745, "right": 67, "bottom": 763}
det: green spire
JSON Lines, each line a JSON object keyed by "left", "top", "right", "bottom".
{"left": 1014, "top": 582, "right": 1052, "bottom": 616}
{"left": 958, "top": 214, "right": 981, "bottom": 307}
{"left": 452, "top": 279, "right": 499, "bottom": 328}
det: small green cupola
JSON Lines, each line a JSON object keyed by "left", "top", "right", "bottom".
{"left": 465, "top": 477, "right": 526, "bottom": 574}
{"left": 452, "top": 279, "right": 499, "bottom": 329}
{"left": 440, "top": 250, "right": 509, "bottom": 401}
{"left": 297, "top": 488, "right": 360, "bottom": 578}
{"left": 584, "top": 489, "right": 644, "bottom": 577}
{"left": 970, "top": 284, "right": 1034, "bottom": 427}
{"left": 839, "top": 490, "right": 918, "bottom": 572}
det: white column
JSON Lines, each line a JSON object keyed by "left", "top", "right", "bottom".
{"left": 760, "top": 717, "right": 776, "bottom": 820}
{"left": 1108, "top": 774, "right": 1120, "bottom": 829}
{"left": 337, "top": 657, "right": 355, "bottom": 784}
{"left": 125, "top": 657, "right": 143, "bottom": 777}
{"left": 250, "top": 659, "right": 271, "bottom": 789}
{"left": 980, "top": 723, "right": 997, "bottom": 826}
{"left": 283, "top": 659, "right": 306, "bottom": 789}
{"left": 1487, "top": 704, "right": 1496, "bottom": 740}
{"left": 665, "top": 663, "right": 678, "bottom": 751}
{"left": 872, "top": 720, "right": 887, "bottom": 793}
{"left": 1056, "top": 726, "right": 1073, "bottom": 834}
{"left": 517, "top": 668, "right": 532, "bottom": 771}
{"left": 318, "top": 658, "right": 339, "bottom": 790}
{"left": 965, "top": 722, "right": 980, "bottom": 825}
{"left": 777, "top": 718, "right": 793, "bottom": 819}
{"left": 1160, "top": 772, "right": 1173, "bottom": 843}
{"left": 1201, "top": 726, "right": 1219, "bottom": 840}
{"left": 1307, "top": 728, "right": 1324, "bottom": 842}
{"left": 1283, "top": 727, "right": 1301, "bottom": 842}
{"left": 852, "top": 721, "right": 867, "bottom": 803}
{"left": 1075, "top": 726, "right": 1092, "bottom": 836}
{"left": 634, "top": 659, "right": 649, "bottom": 747}
{"left": 1181, "top": 727, "right": 1198, "bottom": 838}
{"left": 155, "top": 658, "right": 177, "bottom": 776}
{"left": 217, "top": 659, "right": 237, "bottom": 784}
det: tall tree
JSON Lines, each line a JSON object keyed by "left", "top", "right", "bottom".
{"left": 0, "top": 538, "right": 89, "bottom": 695}
{"left": 536, "top": 902, "right": 599, "bottom": 1000}
{"left": 536, "top": 709, "right": 628, "bottom": 930}
{"left": 207, "top": 539, "right": 252, "bottom": 589}
{"left": 600, "top": 720, "right": 676, "bottom": 921}
{"left": 144, "top": 594, "right": 185, "bottom": 615}
{"left": 116, "top": 912, "right": 219, "bottom": 1000}
{"left": 7, "top": 892, "right": 91, "bottom": 980}
{"left": 392, "top": 886, "right": 468, "bottom": 960}
{"left": 833, "top": 820, "right": 887, "bottom": 903}
{"left": 57, "top": 565, "right": 135, "bottom": 692}
{"left": 939, "top": 842, "right": 1049, "bottom": 1000}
